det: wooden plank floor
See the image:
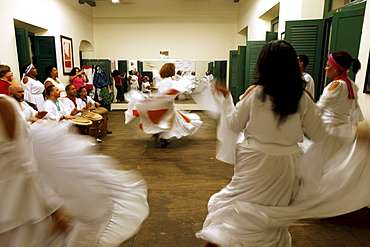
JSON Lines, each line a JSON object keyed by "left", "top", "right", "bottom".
{"left": 97, "top": 110, "right": 370, "bottom": 247}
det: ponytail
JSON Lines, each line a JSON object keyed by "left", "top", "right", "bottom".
{"left": 352, "top": 58, "right": 361, "bottom": 74}
{"left": 331, "top": 51, "right": 361, "bottom": 74}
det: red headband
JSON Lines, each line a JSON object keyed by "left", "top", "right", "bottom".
{"left": 328, "top": 54, "right": 347, "bottom": 72}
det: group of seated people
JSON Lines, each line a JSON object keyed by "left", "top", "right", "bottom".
{"left": 9, "top": 83, "right": 100, "bottom": 124}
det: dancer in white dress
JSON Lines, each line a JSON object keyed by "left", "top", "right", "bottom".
{"left": 44, "top": 65, "right": 67, "bottom": 99}
{"left": 0, "top": 94, "right": 72, "bottom": 247}
{"left": 21, "top": 63, "right": 45, "bottom": 111}
{"left": 31, "top": 121, "right": 149, "bottom": 246}
{"left": 316, "top": 50, "right": 363, "bottom": 138}
{"left": 125, "top": 63, "right": 202, "bottom": 148}
{"left": 0, "top": 93, "right": 149, "bottom": 246}
{"left": 196, "top": 40, "right": 370, "bottom": 247}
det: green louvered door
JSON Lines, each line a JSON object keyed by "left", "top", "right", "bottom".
{"left": 33, "top": 36, "right": 57, "bottom": 83}
{"left": 208, "top": 62, "right": 214, "bottom": 73}
{"left": 285, "top": 19, "right": 326, "bottom": 100}
{"left": 214, "top": 60, "right": 227, "bottom": 83}
{"left": 330, "top": 7, "right": 365, "bottom": 80}
{"left": 266, "top": 31, "right": 278, "bottom": 42}
{"left": 118, "top": 60, "right": 128, "bottom": 94}
{"left": 229, "top": 50, "right": 238, "bottom": 101}
{"left": 137, "top": 61, "right": 143, "bottom": 75}
{"left": 245, "top": 41, "right": 265, "bottom": 89}
{"left": 15, "top": 28, "right": 32, "bottom": 76}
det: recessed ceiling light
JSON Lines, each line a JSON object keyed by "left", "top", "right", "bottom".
{"left": 112, "top": 0, "right": 120, "bottom": 3}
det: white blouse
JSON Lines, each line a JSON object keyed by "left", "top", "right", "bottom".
{"left": 45, "top": 77, "right": 66, "bottom": 98}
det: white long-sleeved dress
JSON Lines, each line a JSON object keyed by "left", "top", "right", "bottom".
{"left": 0, "top": 95, "right": 64, "bottom": 246}
{"left": 0, "top": 94, "right": 149, "bottom": 246}
{"left": 196, "top": 86, "right": 370, "bottom": 247}
{"left": 125, "top": 77, "right": 202, "bottom": 139}
{"left": 316, "top": 78, "right": 363, "bottom": 137}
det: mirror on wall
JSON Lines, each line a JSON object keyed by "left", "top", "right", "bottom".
{"left": 138, "top": 59, "right": 213, "bottom": 96}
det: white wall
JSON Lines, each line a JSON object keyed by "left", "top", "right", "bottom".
{"left": 238, "top": 0, "right": 277, "bottom": 40}
{"left": 355, "top": 1, "right": 370, "bottom": 123}
{"left": 238, "top": 0, "right": 325, "bottom": 41}
{"left": 92, "top": 16, "right": 238, "bottom": 61}
{"left": 0, "top": 0, "right": 94, "bottom": 85}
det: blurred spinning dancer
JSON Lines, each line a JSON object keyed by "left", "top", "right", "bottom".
{"left": 196, "top": 40, "right": 370, "bottom": 247}
{"left": 125, "top": 63, "right": 202, "bottom": 148}
{"left": 0, "top": 94, "right": 72, "bottom": 246}
{"left": 0, "top": 93, "right": 149, "bottom": 246}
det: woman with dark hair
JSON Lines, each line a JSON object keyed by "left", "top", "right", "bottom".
{"left": 112, "top": 69, "right": 126, "bottom": 103}
{"left": 44, "top": 65, "right": 66, "bottom": 98}
{"left": 21, "top": 63, "right": 44, "bottom": 111}
{"left": 317, "top": 50, "right": 363, "bottom": 137}
{"left": 69, "top": 67, "right": 88, "bottom": 90}
{"left": 196, "top": 41, "right": 370, "bottom": 247}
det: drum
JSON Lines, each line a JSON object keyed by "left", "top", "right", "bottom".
{"left": 92, "top": 107, "right": 109, "bottom": 137}
{"left": 69, "top": 117, "right": 92, "bottom": 135}
{"left": 82, "top": 112, "right": 103, "bottom": 138}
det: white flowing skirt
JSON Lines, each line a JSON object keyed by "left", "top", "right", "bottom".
{"left": 30, "top": 121, "right": 149, "bottom": 246}
{"left": 197, "top": 134, "right": 370, "bottom": 247}
{"left": 125, "top": 90, "right": 202, "bottom": 139}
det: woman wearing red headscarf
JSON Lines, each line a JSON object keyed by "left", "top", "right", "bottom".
{"left": 316, "top": 51, "right": 363, "bottom": 138}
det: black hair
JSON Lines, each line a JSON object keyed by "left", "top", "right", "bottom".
{"left": 332, "top": 50, "right": 361, "bottom": 74}
{"left": 255, "top": 40, "right": 305, "bottom": 123}
{"left": 45, "top": 65, "right": 56, "bottom": 77}
{"left": 46, "top": 85, "right": 55, "bottom": 96}
{"left": 297, "top": 55, "right": 309, "bottom": 69}
{"left": 65, "top": 84, "right": 74, "bottom": 92}
{"left": 21, "top": 63, "right": 32, "bottom": 73}
{"left": 77, "top": 86, "right": 86, "bottom": 94}
{"left": 70, "top": 67, "right": 80, "bottom": 76}
{"left": 112, "top": 70, "right": 119, "bottom": 77}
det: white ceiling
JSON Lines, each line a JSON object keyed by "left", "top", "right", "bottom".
{"left": 77, "top": 0, "right": 239, "bottom": 18}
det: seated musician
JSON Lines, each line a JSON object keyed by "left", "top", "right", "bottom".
{"left": 76, "top": 86, "right": 101, "bottom": 111}
{"left": 43, "top": 85, "right": 76, "bottom": 121}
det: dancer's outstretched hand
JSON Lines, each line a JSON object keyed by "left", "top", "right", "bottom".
{"left": 215, "top": 84, "right": 229, "bottom": 97}
{"left": 50, "top": 208, "right": 73, "bottom": 233}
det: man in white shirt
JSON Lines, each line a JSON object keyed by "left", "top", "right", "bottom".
{"left": 62, "top": 84, "right": 84, "bottom": 116}
{"left": 43, "top": 85, "right": 75, "bottom": 121}
{"left": 8, "top": 84, "right": 47, "bottom": 123}
{"left": 298, "top": 55, "right": 315, "bottom": 99}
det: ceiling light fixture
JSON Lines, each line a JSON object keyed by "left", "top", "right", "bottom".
{"left": 112, "top": 0, "right": 120, "bottom": 3}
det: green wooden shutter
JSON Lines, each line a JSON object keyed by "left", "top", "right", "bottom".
{"left": 229, "top": 50, "right": 238, "bottom": 101}
{"left": 33, "top": 36, "right": 57, "bottom": 83}
{"left": 137, "top": 61, "right": 143, "bottom": 74}
{"left": 330, "top": 7, "right": 365, "bottom": 80}
{"left": 214, "top": 60, "right": 227, "bottom": 82}
{"left": 285, "top": 19, "right": 326, "bottom": 100}
{"left": 245, "top": 41, "right": 265, "bottom": 89}
{"left": 265, "top": 31, "right": 278, "bottom": 42}
{"left": 235, "top": 46, "right": 247, "bottom": 102}
{"left": 118, "top": 60, "right": 128, "bottom": 93}
{"left": 208, "top": 62, "right": 214, "bottom": 72}
{"left": 15, "top": 28, "right": 31, "bottom": 76}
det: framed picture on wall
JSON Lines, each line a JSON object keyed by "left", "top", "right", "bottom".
{"left": 363, "top": 51, "right": 370, "bottom": 94}
{"left": 61, "top": 35, "right": 74, "bottom": 75}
